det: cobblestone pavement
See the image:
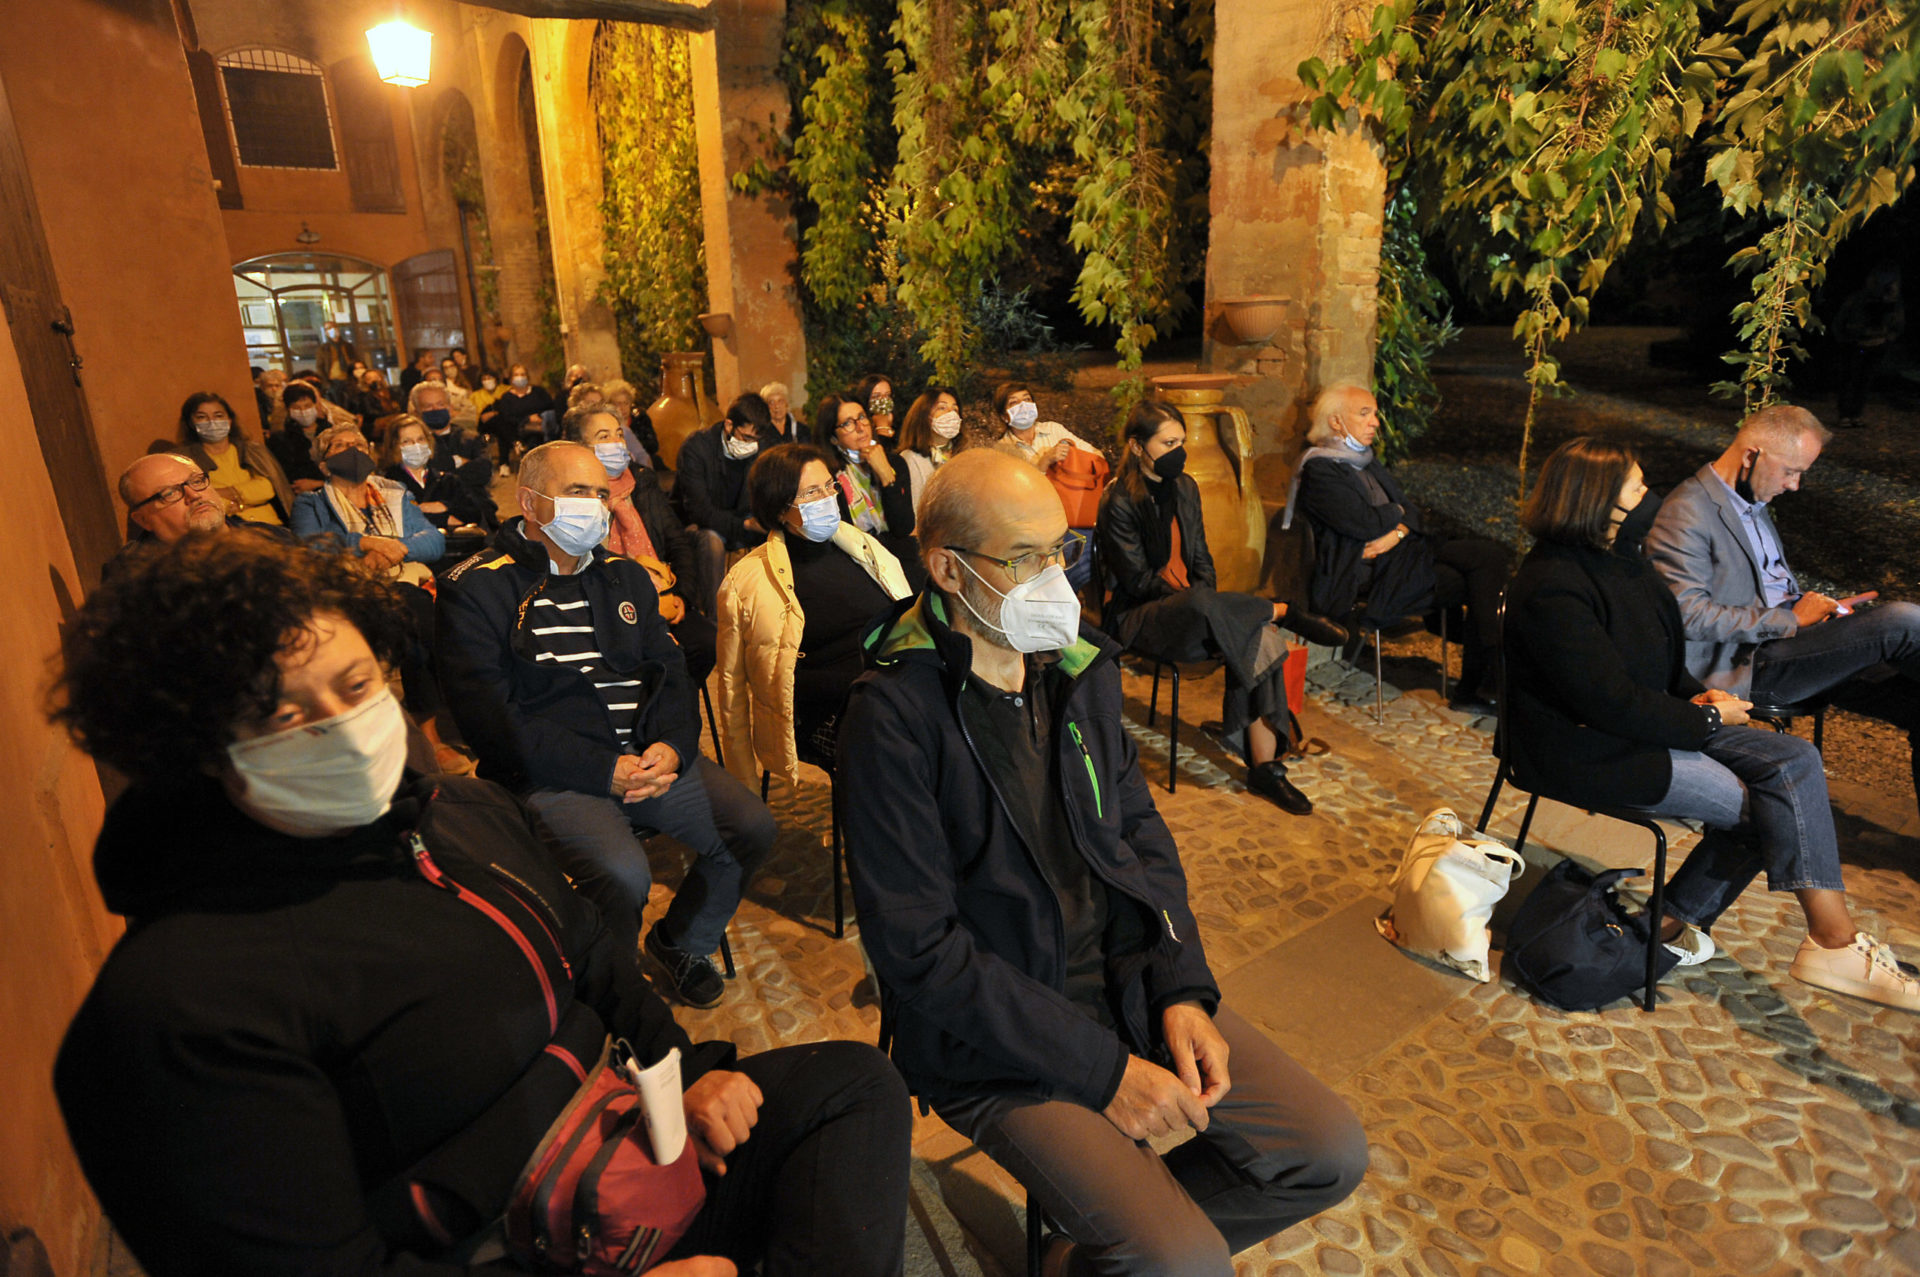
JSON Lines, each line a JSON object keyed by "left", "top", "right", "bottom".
{"left": 644, "top": 649, "right": 1920, "bottom": 1277}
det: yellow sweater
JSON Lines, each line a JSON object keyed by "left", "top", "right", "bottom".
{"left": 206, "top": 444, "right": 282, "bottom": 524}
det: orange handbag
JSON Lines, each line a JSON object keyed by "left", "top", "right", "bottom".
{"left": 1049, "top": 447, "right": 1110, "bottom": 527}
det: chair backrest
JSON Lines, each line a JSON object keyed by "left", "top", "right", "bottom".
{"left": 1262, "top": 507, "right": 1314, "bottom": 605}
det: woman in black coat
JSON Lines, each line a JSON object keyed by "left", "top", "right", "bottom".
{"left": 49, "top": 535, "right": 912, "bottom": 1277}
{"left": 1286, "top": 385, "right": 1509, "bottom": 713}
{"left": 1506, "top": 436, "right": 1915, "bottom": 1010}
{"left": 1096, "top": 398, "right": 1348, "bottom": 815}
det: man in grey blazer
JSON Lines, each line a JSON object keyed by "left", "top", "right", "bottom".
{"left": 1645, "top": 404, "right": 1920, "bottom": 804}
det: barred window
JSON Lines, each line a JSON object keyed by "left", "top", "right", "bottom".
{"left": 218, "top": 48, "right": 337, "bottom": 170}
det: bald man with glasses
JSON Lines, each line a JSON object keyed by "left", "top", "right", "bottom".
{"left": 107, "top": 453, "right": 295, "bottom": 581}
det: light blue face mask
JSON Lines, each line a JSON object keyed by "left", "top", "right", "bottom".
{"left": 593, "top": 441, "right": 631, "bottom": 477}
{"left": 1340, "top": 433, "right": 1369, "bottom": 453}
{"left": 796, "top": 494, "right": 840, "bottom": 542}
{"left": 530, "top": 492, "right": 609, "bottom": 557}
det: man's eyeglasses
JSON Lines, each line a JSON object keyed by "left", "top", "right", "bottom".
{"left": 130, "top": 471, "right": 211, "bottom": 512}
{"left": 946, "top": 535, "right": 1085, "bottom": 584}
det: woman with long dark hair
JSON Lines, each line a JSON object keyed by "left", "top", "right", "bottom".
{"left": 895, "top": 385, "right": 965, "bottom": 515}
{"left": 1096, "top": 399, "right": 1349, "bottom": 815}
{"left": 168, "top": 391, "right": 294, "bottom": 524}
{"left": 1507, "top": 436, "right": 1917, "bottom": 1009}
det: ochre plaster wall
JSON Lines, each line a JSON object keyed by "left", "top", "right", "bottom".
{"left": 0, "top": 286, "right": 118, "bottom": 1277}
{"left": 0, "top": 0, "right": 256, "bottom": 487}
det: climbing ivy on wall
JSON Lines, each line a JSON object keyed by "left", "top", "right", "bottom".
{"left": 592, "top": 20, "right": 710, "bottom": 394}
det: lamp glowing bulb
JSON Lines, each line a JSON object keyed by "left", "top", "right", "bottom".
{"left": 367, "top": 21, "right": 431, "bottom": 87}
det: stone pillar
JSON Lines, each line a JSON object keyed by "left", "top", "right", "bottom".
{"left": 689, "top": 0, "right": 807, "bottom": 409}
{"left": 529, "top": 18, "right": 623, "bottom": 382}
{"left": 468, "top": 20, "right": 552, "bottom": 377}
{"left": 1204, "top": 0, "right": 1385, "bottom": 503}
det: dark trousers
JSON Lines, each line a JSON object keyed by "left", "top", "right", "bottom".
{"left": 1750, "top": 600, "right": 1920, "bottom": 801}
{"left": 667, "top": 1041, "right": 913, "bottom": 1277}
{"left": 1430, "top": 537, "right": 1509, "bottom": 694}
{"left": 938, "top": 1007, "right": 1367, "bottom": 1277}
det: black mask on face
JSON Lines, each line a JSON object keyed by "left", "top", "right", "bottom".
{"left": 1734, "top": 452, "right": 1760, "bottom": 504}
{"left": 1151, "top": 445, "right": 1187, "bottom": 482}
{"left": 1612, "top": 487, "right": 1658, "bottom": 557}
{"left": 326, "top": 450, "right": 376, "bottom": 484}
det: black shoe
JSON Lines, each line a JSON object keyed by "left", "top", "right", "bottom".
{"left": 645, "top": 925, "right": 726, "bottom": 1009}
{"left": 1279, "top": 605, "right": 1349, "bottom": 648}
{"left": 1447, "top": 693, "right": 1497, "bottom": 718}
{"left": 1247, "top": 760, "right": 1312, "bottom": 815}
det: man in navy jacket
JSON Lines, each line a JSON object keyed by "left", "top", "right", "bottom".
{"left": 438, "top": 441, "right": 775, "bottom": 1007}
{"left": 839, "top": 451, "right": 1365, "bottom": 1275}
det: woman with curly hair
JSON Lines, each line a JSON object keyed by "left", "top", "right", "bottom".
{"left": 49, "top": 534, "right": 911, "bottom": 1277}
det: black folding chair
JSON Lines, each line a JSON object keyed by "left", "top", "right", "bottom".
{"left": 1477, "top": 593, "right": 1670, "bottom": 1012}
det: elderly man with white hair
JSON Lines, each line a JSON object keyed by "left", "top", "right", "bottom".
{"left": 760, "top": 380, "right": 809, "bottom": 444}
{"left": 1281, "top": 383, "right": 1510, "bottom": 714}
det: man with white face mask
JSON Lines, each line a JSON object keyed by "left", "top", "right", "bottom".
{"left": 840, "top": 451, "right": 1365, "bottom": 1276}
{"left": 438, "top": 442, "right": 776, "bottom": 1008}
{"left": 672, "top": 392, "right": 775, "bottom": 619}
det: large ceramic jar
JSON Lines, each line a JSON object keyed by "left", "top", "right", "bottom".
{"left": 650, "top": 351, "right": 708, "bottom": 469}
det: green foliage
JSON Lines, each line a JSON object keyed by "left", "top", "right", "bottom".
{"left": 1704, "top": 0, "right": 1917, "bottom": 409}
{"left": 591, "top": 20, "right": 709, "bottom": 393}
{"left": 1372, "top": 191, "right": 1459, "bottom": 463}
{"left": 441, "top": 106, "right": 500, "bottom": 332}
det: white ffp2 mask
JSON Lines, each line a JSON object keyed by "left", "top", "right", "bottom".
{"left": 955, "top": 558, "right": 1080, "bottom": 653}
{"left": 226, "top": 687, "right": 408, "bottom": 837}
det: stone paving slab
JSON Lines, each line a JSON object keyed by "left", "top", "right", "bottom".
{"left": 642, "top": 655, "right": 1920, "bottom": 1277}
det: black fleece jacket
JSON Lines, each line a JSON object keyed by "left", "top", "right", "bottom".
{"left": 672, "top": 423, "right": 760, "bottom": 548}
{"left": 1096, "top": 473, "right": 1215, "bottom": 625}
{"left": 55, "top": 773, "right": 731, "bottom": 1277}
{"left": 838, "top": 593, "right": 1217, "bottom": 1112}
{"left": 436, "top": 519, "right": 699, "bottom": 796}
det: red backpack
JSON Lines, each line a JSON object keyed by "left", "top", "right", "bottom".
{"left": 505, "top": 1038, "right": 707, "bottom": 1274}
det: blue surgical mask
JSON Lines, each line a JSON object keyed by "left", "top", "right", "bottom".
{"left": 531, "top": 493, "right": 610, "bottom": 557}
{"left": 1007, "top": 401, "right": 1039, "bottom": 430}
{"left": 194, "top": 417, "right": 232, "bottom": 443}
{"left": 1340, "top": 433, "right": 1369, "bottom": 453}
{"left": 400, "top": 443, "right": 432, "bottom": 469}
{"left": 842, "top": 445, "right": 865, "bottom": 465}
{"left": 796, "top": 494, "right": 839, "bottom": 543}
{"left": 594, "top": 442, "right": 632, "bottom": 477}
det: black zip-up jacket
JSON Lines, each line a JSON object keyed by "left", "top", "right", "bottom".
{"left": 55, "top": 773, "right": 731, "bottom": 1277}
{"left": 436, "top": 519, "right": 699, "bottom": 796}
{"left": 672, "top": 422, "right": 761, "bottom": 548}
{"left": 1096, "top": 472, "right": 1215, "bottom": 626}
{"left": 837, "top": 593, "right": 1218, "bottom": 1111}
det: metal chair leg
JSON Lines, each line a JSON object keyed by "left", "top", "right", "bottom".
{"left": 1147, "top": 662, "right": 1162, "bottom": 727}
{"left": 831, "top": 779, "right": 846, "bottom": 939}
{"left": 1026, "top": 1197, "right": 1047, "bottom": 1277}
{"left": 1512, "top": 793, "right": 1540, "bottom": 857}
{"left": 1167, "top": 665, "right": 1180, "bottom": 794}
{"left": 702, "top": 683, "right": 724, "bottom": 768}
{"left": 1814, "top": 706, "right": 1827, "bottom": 754}
{"left": 1477, "top": 764, "right": 1507, "bottom": 833}
{"left": 1439, "top": 608, "right": 1450, "bottom": 702}
{"left": 1643, "top": 822, "right": 1669, "bottom": 1013}
{"left": 718, "top": 931, "right": 736, "bottom": 979}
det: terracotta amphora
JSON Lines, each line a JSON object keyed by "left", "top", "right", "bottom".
{"left": 650, "top": 351, "right": 709, "bottom": 469}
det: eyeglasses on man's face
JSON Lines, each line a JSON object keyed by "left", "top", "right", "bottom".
{"left": 130, "top": 470, "right": 211, "bottom": 512}
{"left": 946, "top": 535, "right": 1085, "bottom": 584}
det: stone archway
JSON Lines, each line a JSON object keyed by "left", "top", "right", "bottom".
{"left": 434, "top": 88, "right": 501, "bottom": 371}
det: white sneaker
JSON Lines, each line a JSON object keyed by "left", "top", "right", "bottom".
{"left": 1663, "top": 924, "right": 1715, "bottom": 966}
{"left": 1789, "top": 932, "right": 1920, "bottom": 1012}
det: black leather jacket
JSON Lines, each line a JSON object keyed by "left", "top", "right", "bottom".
{"left": 1095, "top": 473, "right": 1214, "bottom": 625}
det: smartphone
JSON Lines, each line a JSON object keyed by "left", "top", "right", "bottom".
{"left": 1834, "top": 590, "right": 1878, "bottom": 616}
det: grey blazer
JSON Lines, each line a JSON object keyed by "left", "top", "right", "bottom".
{"left": 1643, "top": 465, "right": 1801, "bottom": 694}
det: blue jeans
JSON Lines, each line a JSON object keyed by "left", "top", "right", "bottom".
{"left": 524, "top": 754, "right": 775, "bottom": 958}
{"left": 1751, "top": 600, "right": 1920, "bottom": 800}
{"left": 1624, "top": 725, "right": 1844, "bottom": 932}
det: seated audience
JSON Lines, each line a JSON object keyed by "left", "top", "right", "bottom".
{"left": 438, "top": 442, "right": 777, "bottom": 1008}
{"left": 447, "top": 343, "right": 480, "bottom": 390}
{"left": 398, "top": 348, "right": 435, "bottom": 398}
{"left": 814, "top": 393, "right": 920, "bottom": 581}
{"left": 430, "top": 360, "right": 478, "bottom": 428}
{"left": 379, "top": 414, "right": 496, "bottom": 541}
{"left": 479, "top": 363, "right": 556, "bottom": 467}
{"left": 852, "top": 372, "right": 896, "bottom": 440}
{"left": 897, "top": 386, "right": 965, "bottom": 515}
{"left": 1645, "top": 404, "right": 1920, "bottom": 807}
{"left": 267, "top": 382, "right": 329, "bottom": 494}
{"left": 1098, "top": 400, "right": 1349, "bottom": 815}
{"left": 842, "top": 450, "right": 1367, "bottom": 1275}
{"left": 992, "top": 381, "right": 1106, "bottom": 587}
{"left": 110, "top": 453, "right": 294, "bottom": 581}
{"left": 563, "top": 403, "right": 715, "bottom": 686}
{"left": 675, "top": 394, "right": 775, "bottom": 617}
{"left": 1510, "top": 437, "right": 1918, "bottom": 1009}
{"left": 716, "top": 444, "right": 911, "bottom": 790}
{"left": 761, "top": 380, "right": 808, "bottom": 444}
{"left": 604, "top": 377, "right": 661, "bottom": 466}
{"left": 407, "top": 379, "right": 492, "bottom": 481}
{"left": 252, "top": 365, "right": 281, "bottom": 431}
{"left": 468, "top": 367, "right": 504, "bottom": 421}
{"left": 569, "top": 381, "right": 606, "bottom": 412}
{"left": 51, "top": 534, "right": 911, "bottom": 1277}
{"left": 1286, "top": 383, "right": 1509, "bottom": 715}
{"left": 292, "top": 424, "right": 446, "bottom": 578}
{"left": 163, "top": 391, "right": 293, "bottom": 525}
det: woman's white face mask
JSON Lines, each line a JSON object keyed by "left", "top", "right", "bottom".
{"left": 225, "top": 687, "right": 408, "bottom": 836}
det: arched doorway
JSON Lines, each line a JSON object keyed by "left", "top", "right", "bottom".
{"left": 234, "top": 252, "right": 397, "bottom": 373}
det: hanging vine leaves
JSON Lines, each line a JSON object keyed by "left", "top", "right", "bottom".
{"left": 591, "top": 20, "right": 709, "bottom": 391}
{"left": 788, "top": 0, "right": 893, "bottom": 313}
{"left": 1705, "top": 0, "right": 1917, "bottom": 410}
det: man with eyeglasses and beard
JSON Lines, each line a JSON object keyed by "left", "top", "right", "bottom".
{"left": 838, "top": 449, "right": 1366, "bottom": 1277}
{"left": 107, "top": 452, "right": 295, "bottom": 581}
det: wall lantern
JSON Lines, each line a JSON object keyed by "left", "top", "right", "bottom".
{"left": 366, "top": 20, "right": 432, "bottom": 87}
